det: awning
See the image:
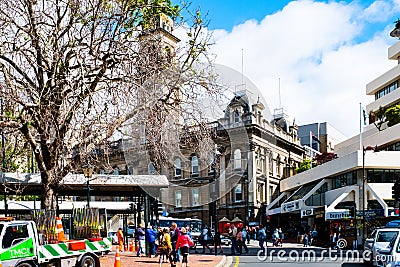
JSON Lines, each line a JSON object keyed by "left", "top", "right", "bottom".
{"left": 281, "top": 179, "right": 327, "bottom": 213}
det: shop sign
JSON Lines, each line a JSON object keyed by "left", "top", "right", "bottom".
{"left": 355, "top": 209, "right": 384, "bottom": 220}
{"left": 325, "top": 210, "right": 352, "bottom": 220}
{"left": 281, "top": 200, "right": 301, "bottom": 213}
{"left": 389, "top": 209, "right": 400, "bottom": 217}
{"left": 301, "top": 209, "right": 314, "bottom": 218}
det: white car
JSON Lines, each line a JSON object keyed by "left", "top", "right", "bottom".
{"left": 377, "top": 230, "right": 400, "bottom": 267}
{"left": 221, "top": 235, "right": 231, "bottom": 246}
{"left": 364, "top": 228, "right": 400, "bottom": 266}
{"left": 108, "top": 231, "right": 118, "bottom": 245}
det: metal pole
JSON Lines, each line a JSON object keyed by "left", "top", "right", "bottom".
{"left": 87, "top": 178, "right": 90, "bottom": 208}
{"left": 362, "top": 147, "right": 365, "bottom": 244}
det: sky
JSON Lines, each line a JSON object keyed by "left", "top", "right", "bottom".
{"left": 174, "top": 0, "right": 400, "bottom": 138}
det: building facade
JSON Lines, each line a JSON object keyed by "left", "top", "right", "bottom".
{"left": 267, "top": 34, "right": 400, "bottom": 248}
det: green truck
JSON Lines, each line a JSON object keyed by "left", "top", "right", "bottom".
{"left": 0, "top": 217, "right": 111, "bottom": 267}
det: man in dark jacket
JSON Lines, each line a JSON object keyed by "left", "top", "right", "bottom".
{"left": 170, "top": 222, "right": 181, "bottom": 263}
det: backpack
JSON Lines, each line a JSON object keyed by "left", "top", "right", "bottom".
{"left": 257, "top": 229, "right": 266, "bottom": 241}
{"left": 159, "top": 234, "right": 168, "bottom": 247}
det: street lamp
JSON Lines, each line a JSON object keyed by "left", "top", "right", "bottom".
{"left": 82, "top": 165, "right": 94, "bottom": 208}
{"left": 362, "top": 145, "right": 379, "bottom": 243}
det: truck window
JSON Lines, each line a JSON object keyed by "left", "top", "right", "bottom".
{"left": 2, "top": 224, "right": 29, "bottom": 249}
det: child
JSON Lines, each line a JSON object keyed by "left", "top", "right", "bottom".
{"left": 176, "top": 227, "right": 194, "bottom": 267}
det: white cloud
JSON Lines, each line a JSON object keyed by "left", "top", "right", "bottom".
{"left": 206, "top": 0, "right": 395, "bottom": 137}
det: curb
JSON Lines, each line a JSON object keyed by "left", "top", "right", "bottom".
{"left": 215, "top": 255, "right": 232, "bottom": 267}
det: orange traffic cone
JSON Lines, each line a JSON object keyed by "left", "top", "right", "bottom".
{"left": 129, "top": 239, "right": 134, "bottom": 252}
{"left": 114, "top": 247, "right": 121, "bottom": 267}
{"left": 56, "top": 216, "right": 66, "bottom": 242}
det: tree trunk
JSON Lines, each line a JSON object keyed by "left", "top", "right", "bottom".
{"left": 40, "top": 171, "right": 57, "bottom": 210}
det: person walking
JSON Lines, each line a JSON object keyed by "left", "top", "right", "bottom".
{"left": 229, "top": 224, "right": 238, "bottom": 255}
{"left": 158, "top": 228, "right": 173, "bottom": 267}
{"left": 257, "top": 225, "right": 267, "bottom": 251}
{"left": 214, "top": 230, "right": 224, "bottom": 254}
{"left": 146, "top": 225, "right": 157, "bottom": 257}
{"left": 170, "top": 222, "right": 181, "bottom": 264}
{"left": 136, "top": 224, "right": 146, "bottom": 257}
{"left": 236, "top": 227, "right": 243, "bottom": 255}
{"left": 176, "top": 227, "right": 194, "bottom": 267}
{"left": 200, "top": 226, "right": 213, "bottom": 254}
{"left": 117, "top": 227, "right": 124, "bottom": 252}
{"left": 241, "top": 227, "right": 249, "bottom": 253}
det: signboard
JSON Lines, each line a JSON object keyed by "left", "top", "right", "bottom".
{"left": 325, "top": 210, "right": 352, "bottom": 220}
{"left": 301, "top": 209, "right": 314, "bottom": 218}
{"left": 355, "top": 209, "right": 384, "bottom": 220}
{"left": 281, "top": 200, "right": 301, "bottom": 213}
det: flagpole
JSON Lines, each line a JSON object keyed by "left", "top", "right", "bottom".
{"left": 310, "top": 130, "right": 312, "bottom": 154}
{"left": 359, "top": 103, "right": 362, "bottom": 151}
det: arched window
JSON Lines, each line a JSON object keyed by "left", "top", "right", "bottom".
{"left": 174, "top": 158, "right": 181, "bottom": 177}
{"left": 191, "top": 156, "right": 199, "bottom": 175}
{"left": 148, "top": 162, "right": 155, "bottom": 175}
{"left": 234, "top": 109, "right": 240, "bottom": 123}
{"left": 234, "top": 149, "right": 241, "bottom": 170}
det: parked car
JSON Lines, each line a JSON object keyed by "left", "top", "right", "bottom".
{"left": 377, "top": 229, "right": 400, "bottom": 267}
{"left": 221, "top": 235, "right": 231, "bottom": 246}
{"left": 108, "top": 231, "right": 118, "bottom": 245}
{"left": 364, "top": 228, "right": 400, "bottom": 266}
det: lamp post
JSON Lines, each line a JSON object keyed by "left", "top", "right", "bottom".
{"left": 362, "top": 145, "right": 378, "bottom": 243}
{"left": 82, "top": 165, "right": 94, "bottom": 208}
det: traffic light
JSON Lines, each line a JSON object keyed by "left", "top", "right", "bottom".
{"left": 157, "top": 202, "right": 163, "bottom": 216}
{"left": 349, "top": 205, "right": 355, "bottom": 218}
{"left": 393, "top": 181, "right": 400, "bottom": 200}
{"left": 129, "top": 203, "right": 134, "bottom": 212}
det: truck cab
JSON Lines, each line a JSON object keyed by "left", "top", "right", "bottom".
{"left": 0, "top": 218, "right": 40, "bottom": 267}
{"left": 0, "top": 216, "right": 110, "bottom": 267}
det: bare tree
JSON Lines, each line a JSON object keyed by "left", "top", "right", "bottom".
{"left": 0, "top": 0, "right": 219, "bottom": 210}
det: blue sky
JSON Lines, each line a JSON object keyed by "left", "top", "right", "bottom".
{"left": 174, "top": 0, "right": 400, "bottom": 137}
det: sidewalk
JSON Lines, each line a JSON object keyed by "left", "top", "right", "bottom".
{"left": 100, "top": 251, "right": 228, "bottom": 267}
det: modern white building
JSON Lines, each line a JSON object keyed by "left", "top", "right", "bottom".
{"left": 267, "top": 31, "right": 400, "bottom": 248}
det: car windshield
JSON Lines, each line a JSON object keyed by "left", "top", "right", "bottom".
{"left": 376, "top": 231, "right": 398, "bottom": 242}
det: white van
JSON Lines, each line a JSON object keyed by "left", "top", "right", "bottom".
{"left": 364, "top": 228, "right": 400, "bottom": 266}
{"left": 373, "top": 229, "right": 400, "bottom": 267}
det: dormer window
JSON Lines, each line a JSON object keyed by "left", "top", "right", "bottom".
{"left": 234, "top": 109, "right": 240, "bottom": 123}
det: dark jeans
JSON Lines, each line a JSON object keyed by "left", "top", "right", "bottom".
{"left": 242, "top": 238, "right": 249, "bottom": 252}
{"left": 172, "top": 241, "right": 180, "bottom": 262}
{"left": 149, "top": 242, "right": 156, "bottom": 255}
{"left": 231, "top": 237, "right": 238, "bottom": 254}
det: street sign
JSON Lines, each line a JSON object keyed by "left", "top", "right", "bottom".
{"left": 301, "top": 209, "right": 314, "bottom": 218}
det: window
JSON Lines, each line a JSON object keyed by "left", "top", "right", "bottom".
{"left": 127, "top": 166, "right": 134, "bottom": 175}
{"left": 148, "top": 162, "right": 155, "bottom": 175}
{"left": 269, "top": 186, "right": 274, "bottom": 203}
{"left": 174, "top": 158, "right": 182, "bottom": 177}
{"left": 3, "top": 224, "right": 29, "bottom": 248}
{"left": 191, "top": 156, "right": 199, "bottom": 175}
{"left": 234, "top": 109, "right": 240, "bottom": 123}
{"left": 175, "top": 191, "right": 182, "bottom": 207}
{"left": 234, "top": 149, "right": 241, "bottom": 170}
{"left": 192, "top": 188, "right": 200, "bottom": 206}
{"left": 234, "top": 184, "right": 243, "bottom": 202}
{"left": 209, "top": 154, "right": 215, "bottom": 173}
